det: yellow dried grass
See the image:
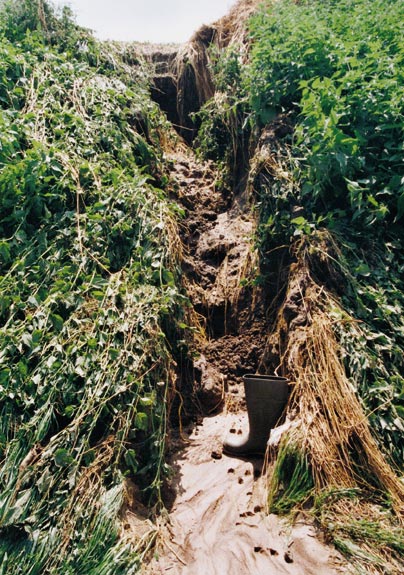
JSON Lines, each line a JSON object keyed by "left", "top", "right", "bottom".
{"left": 213, "top": 0, "right": 261, "bottom": 49}
{"left": 267, "top": 243, "right": 404, "bottom": 518}
{"left": 172, "top": 0, "right": 260, "bottom": 129}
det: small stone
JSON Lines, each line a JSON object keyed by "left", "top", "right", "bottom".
{"left": 284, "top": 552, "right": 294, "bottom": 564}
{"left": 211, "top": 451, "right": 222, "bottom": 460}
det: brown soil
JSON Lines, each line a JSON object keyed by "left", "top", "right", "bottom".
{"left": 136, "top": 146, "right": 349, "bottom": 574}
{"left": 167, "top": 147, "right": 269, "bottom": 413}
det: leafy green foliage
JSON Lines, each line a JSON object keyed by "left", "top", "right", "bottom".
{"left": 248, "top": 0, "right": 404, "bottom": 231}
{"left": 0, "top": 1, "right": 184, "bottom": 573}
{"left": 227, "top": 6, "right": 404, "bottom": 568}
{"left": 330, "top": 237, "right": 404, "bottom": 467}
{"left": 240, "top": 0, "right": 404, "bottom": 468}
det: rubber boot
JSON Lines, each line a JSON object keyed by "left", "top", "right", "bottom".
{"left": 223, "top": 374, "right": 289, "bottom": 457}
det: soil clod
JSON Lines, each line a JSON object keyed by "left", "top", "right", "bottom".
{"left": 211, "top": 450, "right": 222, "bottom": 460}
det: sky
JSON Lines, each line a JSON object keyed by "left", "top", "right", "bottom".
{"left": 52, "top": 0, "right": 238, "bottom": 44}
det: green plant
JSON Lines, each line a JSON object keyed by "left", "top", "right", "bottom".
{"left": 268, "top": 437, "right": 314, "bottom": 515}
{"left": 248, "top": 0, "right": 404, "bottom": 230}
{"left": 0, "top": 2, "right": 186, "bottom": 572}
{"left": 314, "top": 489, "right": 404, "bottom": 574}
{"left": 216, "top": 1, "right": 404, "bottom": 568}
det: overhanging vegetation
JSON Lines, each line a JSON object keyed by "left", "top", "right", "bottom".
{"left": 0, "top": 1, "right": 188, "bottom": 572}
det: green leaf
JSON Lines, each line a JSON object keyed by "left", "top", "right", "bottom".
{"left": 355, "top": 263, "right": 371, "bottom": 277}
{"left": 91, "top": 290, "right": 105, "bottom": 300}
{"left": 17, "top": 361, "right": 28, "bottom": 378}
{"left": 87, "top": 338, "right": 98, "bottom": 349}
{"left": 124, "top": 449, "right": 138, "bottom": 474}
{"left": 21, "top": 333, "right": 32, "bottom": 348}
{"left": 291, "top": 216, "right": 307, "bottom": 227}
{"left": 139, "top": 396, "right": 154, "bottom": 407}
{"left": 134, "top": 412, "right": 148, "bottom": 431}
{"left": 54, "top": 449, "right": 74, "bottom": 468}
{"left": 64, "top": 405, "right": 75, "bottom": 418}
{"left": 397, "top": 193, "right": 404, "bottom": 220}
{"left": 50, "top": 314, "right": 64, "bottom": 332}
{"left": 0, "top": 241, "right": 11, "bottom": 264}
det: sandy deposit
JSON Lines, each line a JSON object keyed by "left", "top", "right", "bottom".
{"left": 143, "top": 414, "right": 346, "bottom": 574}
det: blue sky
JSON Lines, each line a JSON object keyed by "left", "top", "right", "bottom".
{"left": 52, "top": 0, "right": 238, "bottom": 44}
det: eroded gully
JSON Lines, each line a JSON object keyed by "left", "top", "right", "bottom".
{"left": 139, "top": 145, "right": 345, "bottom": 575}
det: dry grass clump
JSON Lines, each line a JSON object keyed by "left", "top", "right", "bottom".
{"left": 213, "top": 0, "right": 261, "bottom": 48}
{"left": 173, "top": 0, "right": 260, "bottom": 129}
{"left": 316, "top": 493, "right": 404, "bottom": 574}
{"left": 175, "top": 33, "right": 215, "bottom": 110}
{"left": 265, "top": 239, "right": 404, "bottom": 517}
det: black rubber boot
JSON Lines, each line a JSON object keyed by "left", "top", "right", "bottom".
{"left": 223, "top": 374, "right": 290, "bottom": 457}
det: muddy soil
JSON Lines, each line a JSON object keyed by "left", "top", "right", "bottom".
{"left": 143, "top": 415, "right": 346, "bottom": 575}
{"left": 167, "top": 147, "right": 269, "bottom": 414}
{"left": 136, "top": 146, "right": 349, "bottom": 574}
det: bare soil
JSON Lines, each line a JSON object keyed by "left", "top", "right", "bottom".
{"left": 143, "top": 415, "right": 345, "bottom": 575}
{"left": 138, "top": 147, "right": 348, "bottom": 574}
{"left": 168, "top": 147, "right": 269, "bottom": 413}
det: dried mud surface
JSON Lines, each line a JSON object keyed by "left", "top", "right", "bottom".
{"left": 138, "top": 148, "right": 348, "bottom": 574}
{"left": 143, "top": 415, "right": 346, "bottom": 575}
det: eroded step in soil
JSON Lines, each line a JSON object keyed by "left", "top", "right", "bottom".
{"left": 143, "top": 415, "right": 346, "bottom": 575}
{"left": 167, "top": 148, "right": 268, "bottom": 412}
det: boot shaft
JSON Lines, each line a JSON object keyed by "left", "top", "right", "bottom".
{"left": 243, "top": 374, "right": 290, "bottom": 433}
{"left": 223, "top": 374, "right": 290, "bottom": 456}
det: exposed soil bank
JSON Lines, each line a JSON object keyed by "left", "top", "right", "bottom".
{"left": 134, "top": 41, "right": 211, "bottom": 143}
{"left": 167, "top": 147, "right": 268, "bottom": 413}
{"left": 135, "top": 144, "right": 350, "bottom": 574}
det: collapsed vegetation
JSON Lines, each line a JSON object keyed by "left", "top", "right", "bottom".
{"left": 0, "top": 1, "right": 190, "bottom": 572}
{"left": 0, "top": 0, "right": 404, "bottom": 573}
